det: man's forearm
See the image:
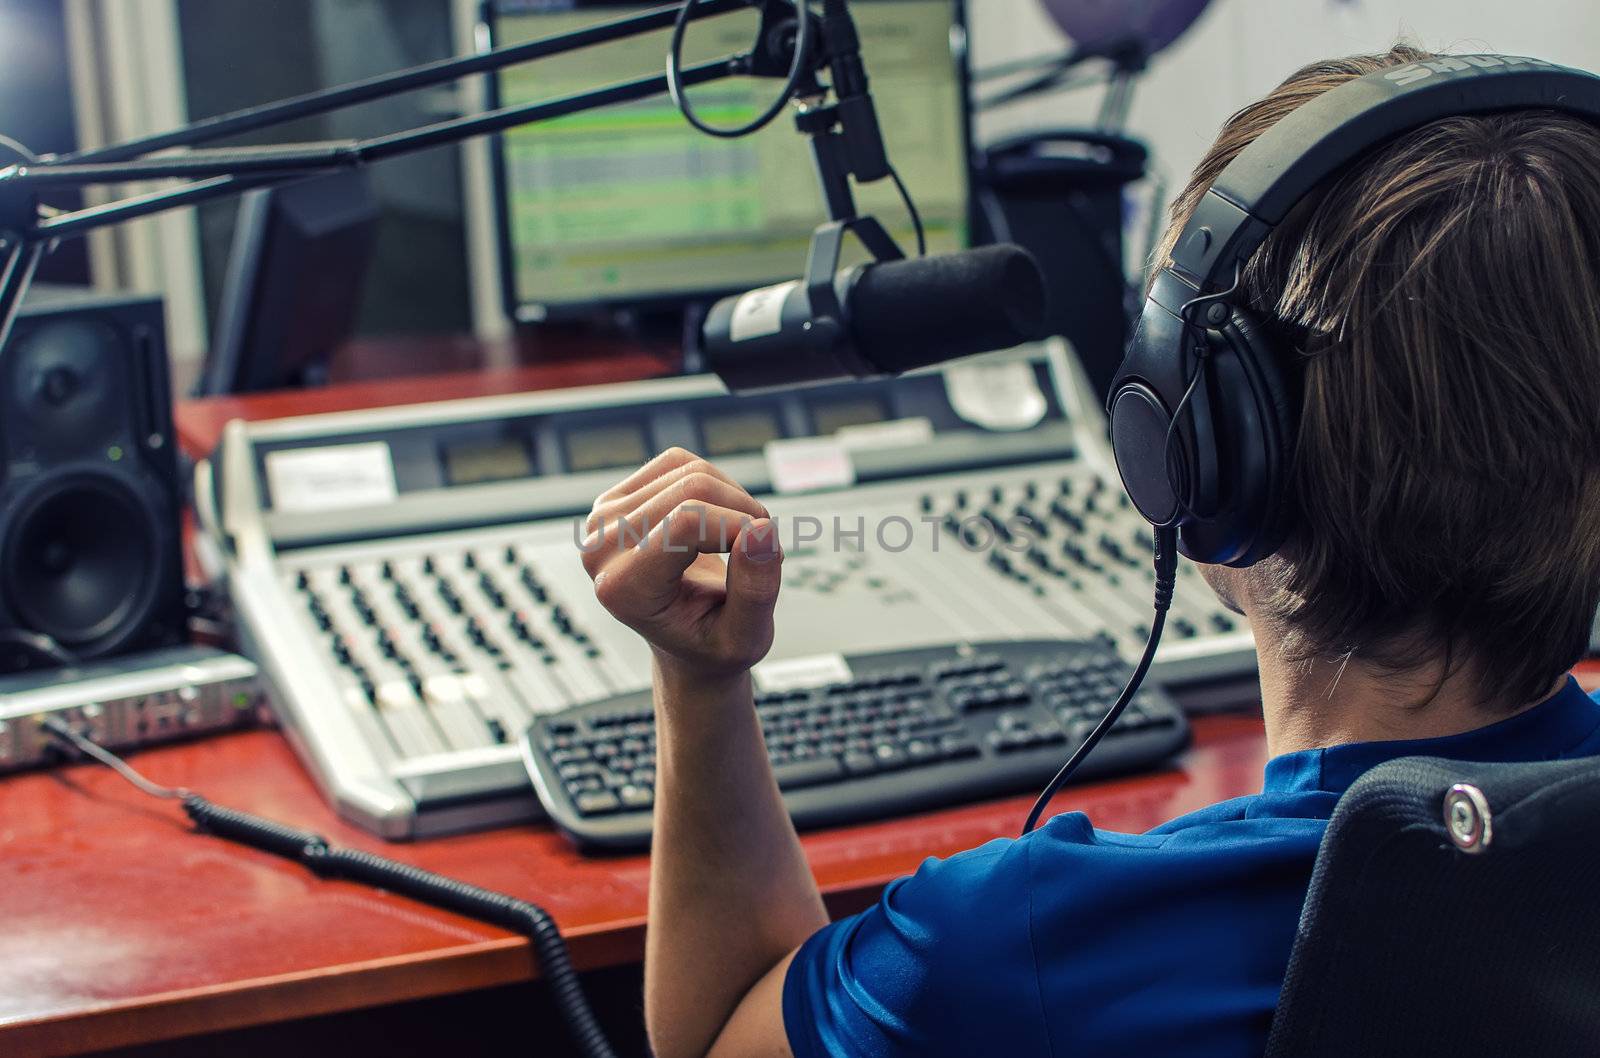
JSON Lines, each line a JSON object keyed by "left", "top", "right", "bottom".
{"left": 645, "top": 662, "right": 828, "bottom": 1058}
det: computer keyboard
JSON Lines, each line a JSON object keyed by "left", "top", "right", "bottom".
{"left": 521, "top": 640, "right": 1191, "bottom": 849}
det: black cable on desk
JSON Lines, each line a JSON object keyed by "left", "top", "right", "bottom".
{"left": 41, "top": 718, "right": 618, "bottom": 1058}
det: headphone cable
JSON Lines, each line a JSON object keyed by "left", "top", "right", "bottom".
{"left": 1159, "top": 260, "right": 1246, "bottom": 526}
{"left": 1021, "top": 525, "right": 1178, "bottom": 835}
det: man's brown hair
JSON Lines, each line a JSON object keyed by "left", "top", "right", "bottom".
{"left": 1160, "top": 45, "right": 1600, "bottom": 709}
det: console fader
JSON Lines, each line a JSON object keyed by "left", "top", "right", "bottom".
{"left": 290, "top": 540, "right": 625, "bottom": 763}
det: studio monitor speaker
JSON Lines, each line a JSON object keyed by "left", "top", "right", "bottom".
{"left": 0, "top": 288, "right": 187, "bottom": 672}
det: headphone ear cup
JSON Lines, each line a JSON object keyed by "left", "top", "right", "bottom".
{"left": 1177, "top": 306, "right": 1299, "bottom": 567}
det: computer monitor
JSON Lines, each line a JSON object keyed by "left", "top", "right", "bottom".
{"left": 198, "top": 170, "right": 379, "bottom": 396}
{"left": 484, "top": 0, "right": 973, "bottom": 323}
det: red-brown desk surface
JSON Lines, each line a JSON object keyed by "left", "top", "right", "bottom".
{"left": 0, "top": 716, "right": 1275, "bottom": 1056}
{"left": 5, "top": 356, "right": 1597, "bottom": 1056}
{"left": 5, "top": 691, "right": 1595, "bottom": 1057}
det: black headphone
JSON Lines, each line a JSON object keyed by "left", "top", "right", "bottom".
{"left": 1107, "top": 54, "right": 1600, "bottom": 568}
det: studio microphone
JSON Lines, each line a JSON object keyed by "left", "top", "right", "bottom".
{"left": 702, "top": 243, "right": 1049, "bottom": 393}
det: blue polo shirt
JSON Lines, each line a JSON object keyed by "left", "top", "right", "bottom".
{"left": 784, "top": 677, "right": 1600, "bottom": 1058}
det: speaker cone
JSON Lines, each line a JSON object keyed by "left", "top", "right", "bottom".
{"left": 2, "top": 472, "right": 160, "bottom": 648}
{"left": 7, "top": 319, "right": 122, "bottom": 455}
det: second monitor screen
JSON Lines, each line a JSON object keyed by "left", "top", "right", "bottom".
{"left": 492, "top": 0, "right": 969, "bottom": 314}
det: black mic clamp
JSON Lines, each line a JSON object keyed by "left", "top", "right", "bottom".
{"left": 818, "top": 0, "right": 891, "bottom": 182}
{"left": 777, "top": 0, "right": 906, "bottom": 367}
{"left": 781, "top": 0, "right": 891, "bottom": 187}
{"left": 741, "top": 0, "right": 822, "bottom": 79}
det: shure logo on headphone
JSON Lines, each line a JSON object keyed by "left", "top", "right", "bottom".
{"left": 1385, "top": 54, "right": 1553, "bottom": 87}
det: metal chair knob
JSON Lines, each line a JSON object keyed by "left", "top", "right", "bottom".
{"left": 1444, "top": 783, "right": 1493, "bottom": 853}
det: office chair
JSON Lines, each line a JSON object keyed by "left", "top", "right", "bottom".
{"left": 1265, "top": 754, "right": 1600, "bottom": 1058}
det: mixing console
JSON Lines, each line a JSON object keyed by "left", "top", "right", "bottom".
{"left": 274, "top": 461, "right": 1245, "bottom": 776}
{"left": 199, "top": 343, "right": 1257, "bottom": 837}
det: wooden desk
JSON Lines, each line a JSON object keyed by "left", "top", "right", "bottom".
{"left": 0, "top": 715, "right": 1271, "bottom": 1056}
{"left": 4, "top": 357, "right": 1596, "bottom": 1056}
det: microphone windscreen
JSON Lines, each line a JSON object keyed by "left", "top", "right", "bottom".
{"left": 848, "top": 243, "right": 1049, "bottom": 374}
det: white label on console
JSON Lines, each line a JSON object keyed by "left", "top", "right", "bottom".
{"left": 835, "top": 416, "right": 935, "bottom": 452}
{"left": 728, "top": 279, "right": 799, "bottom": 341}
{"left": 944, "top": 359, "right": 1048, "bottom": 431}
{"left": 754, "top": 653, "right": 854, "bottom": 694}
{"left": 765, "top": 437, "right": 855, "bottom": 494}
{"left": 265, "top": 441, "right": 398, "bottom": 513}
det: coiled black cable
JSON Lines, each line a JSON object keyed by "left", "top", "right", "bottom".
{"left": 178, "top": 796, "right": 618, "bottom": 1058}
{"left": 41, "top": 718, "right": 618, "bottom": 1058}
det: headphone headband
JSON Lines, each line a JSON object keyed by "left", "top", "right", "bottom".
{"left": 1172, "top": 56, "right": 1600, "bottom": 290}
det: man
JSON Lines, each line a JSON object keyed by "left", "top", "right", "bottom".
{"left": 579, "top": 45, "right": 1600, "bottom": 1058}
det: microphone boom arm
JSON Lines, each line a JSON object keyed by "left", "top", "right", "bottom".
{"left": 788, "top": 0, "right": 905, "bottom": 343}
{"left": 0, "top": 0, "right": 839, "bottom": 352}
